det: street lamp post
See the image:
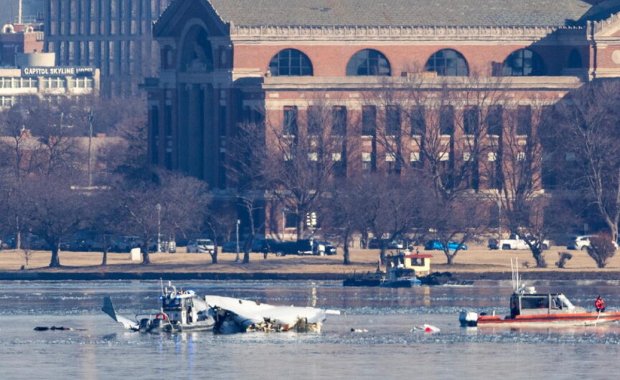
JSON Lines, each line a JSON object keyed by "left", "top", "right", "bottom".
{"left": 87, "top": 110, "right": 94, "bottom": 188}
{"left": 156, "top": 203, "right": 162, "bottom": 253}
{"left": 497, "top": 199, "right": 502, "bottom": 239}
{"left": 235, "top": 219, "right": 241, "bottom": 262}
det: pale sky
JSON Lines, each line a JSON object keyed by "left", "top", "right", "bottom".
{"left": 0, "top": 0, "right": 44, "bottom": 25}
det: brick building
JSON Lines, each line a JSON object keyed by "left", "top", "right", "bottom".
{"left": 144, "top": 0, "right": 620, "bottom": 235}
{"left": 0, "top": 21, "right": 44, "bottom": 66}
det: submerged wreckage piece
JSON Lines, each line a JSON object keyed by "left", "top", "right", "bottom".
{"left": 102, "top": 283, "right": 341, "bottom": 334}
{"left": 205, "top": 295, "right": 341, "bottom": 334}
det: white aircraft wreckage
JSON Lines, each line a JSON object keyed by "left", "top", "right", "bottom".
{"left": 205, "top": 295, "right": 341, "bottom": 333}
{"left": 102, "top": 283, "right": 340, "bottom": 334}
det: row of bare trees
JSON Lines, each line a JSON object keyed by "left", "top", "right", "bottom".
{"left": 0, "top": 97, "right": 214, "bottom": 267}
{"left": 229, "top": 76, "right": 620, "bottom": 268}
{"left": 1, "top": 78, "right": 617, "bottom": 269}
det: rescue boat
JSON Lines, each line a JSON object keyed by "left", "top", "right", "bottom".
{"left": 459, "top": 288, "right": 620, "bottom": 328}
{"left": 459, "top": 259, "right": 620, "bottom": 328}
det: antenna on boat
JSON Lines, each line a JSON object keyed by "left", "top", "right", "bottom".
{"left": 511, "top": 258, "right": 520, "bottom": 292}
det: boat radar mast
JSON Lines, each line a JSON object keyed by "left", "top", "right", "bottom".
{"left": 511, "top": 258, "right": 535, "bottom": 295}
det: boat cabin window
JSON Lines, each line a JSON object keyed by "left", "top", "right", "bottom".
{"left": 411, "top": 257, "right": 425, "bottom": 266}
{"left": 520, "top": 295, "right": 549, "bottom": 309}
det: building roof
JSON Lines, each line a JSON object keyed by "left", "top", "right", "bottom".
{"left": 208, "top": 0, "right": 594, "bottom": 28}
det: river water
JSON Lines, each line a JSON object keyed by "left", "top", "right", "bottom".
{"left": 1, "top": 279, "right": 619, "bottom": 379}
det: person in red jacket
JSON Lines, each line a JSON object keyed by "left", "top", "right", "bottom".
{"left": 595, "top": 296, "right": 606, "bottom": 312}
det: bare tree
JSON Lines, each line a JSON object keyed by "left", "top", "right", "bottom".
{"left": 587, "top": 234, "right": 617, "bottom": 268}
{"left": 117, "top": 169, "right": 210, "bottom": 265}
{"left": 321, "top": 177, "right": 369, "bottom": 265}
{"left": 262, "top": 100, "right": 355, "bottom": 239}
{"left": 82, "top": 187, "right": 125, "bottom": 266}
{"left": 544, "top": 80, "right": 620, "bottom": 244}
{"left": 226, "top": 117, "right": 271, "bottom": 263}
{"left": 453, "top": 90, "right": 577, "bottom": 268}
{"left": 357, "top": 74, "right": 503, "bottom": 264}
{"left": 20, "top": 172, "right": 89, "bottom": 267}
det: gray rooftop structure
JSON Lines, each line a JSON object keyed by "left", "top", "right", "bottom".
{"left": 206, "top": 0, "right": 596, "bottom": 28}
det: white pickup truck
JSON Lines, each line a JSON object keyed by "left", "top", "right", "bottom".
{"left": 499, "top": 233, "right": 550, "bottom": 250}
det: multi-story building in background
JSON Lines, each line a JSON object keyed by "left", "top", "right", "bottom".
{"left": 0, "top": 0, "right": 45, "bottom": 25}
{"left": 143, "top": 0, "right": 620, "bottom": 236}
{"left": 0, "top": 51, "right": 99, "bottom": 109}
{"left": 43, "top": 0, "right": 172, "bottom": 97}
{"left": 0, "top": 20, "right": 44, "bottom": 67}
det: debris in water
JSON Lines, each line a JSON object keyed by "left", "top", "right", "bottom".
{"left": 411, "top": 324, "right": 440, "bottom": 333}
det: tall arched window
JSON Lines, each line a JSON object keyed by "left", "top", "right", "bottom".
{"left": 346, "top": 49, "right": 391, "bottom": 76}
{"left": 501, "top": 49, "right": 546, "bottom": 76}
{"left": 568, "top": 49, "right": 583, "bottom": 69}
{"left": 179, "top": 26, "right": 214, "bottom": 72}
{"left": 268, "top": 49, "right": 313, "bottom": 76}
{"left": 425, "top": 49, "right": 469, "bottom": 76}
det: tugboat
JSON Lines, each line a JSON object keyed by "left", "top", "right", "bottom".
{"left": 343, "top": 252, "right": 431, "bottom": 288}
{"left": 459, "top": 259, "right": 620, "bottom": 328}
{"left": 102, "top": 283, "right": 215, "bottom": 333}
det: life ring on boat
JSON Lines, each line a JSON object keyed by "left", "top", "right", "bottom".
{"left": 155, "top": 313, "right": 168, "bottom": 321}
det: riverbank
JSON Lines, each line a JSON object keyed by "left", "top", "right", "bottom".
{"left": 1, "top": 245, "right": 620, "bottom": 281}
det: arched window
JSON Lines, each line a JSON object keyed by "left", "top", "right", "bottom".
{"left": 179, "top": 26, "right": 213, "bottom": 72}
{"left": 501, "top": 49, "right": 546, "bottom": 76}
{"left": 568, "top": 49, "right": 583, "bottom": 69}
{"left": 268, "top": 49, "right": 313, "bottom": 76}
{"left": 425, "top": 49, "right": 469, "bottom": 76}
{"left": 346, "top": 49, "right": 391, "bottom": 76}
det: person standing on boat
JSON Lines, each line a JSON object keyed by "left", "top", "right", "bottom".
{"left": 595, "top": 296, "right": 606, "bottom": 312}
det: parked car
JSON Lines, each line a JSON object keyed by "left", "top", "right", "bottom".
{"left": 252, "top": 238, "right": 277, "bottom": 254}
{"left": 314, "top": 240, "right": 337, "bottom": 255}
{"left": 221, "top": 238, "right": 276, "bottom": 254}
{"left": 221, "top": 241, "right": 238, "bottom": 253}
{"left": 270, "top": 239, "right": 334, "bottom": 256}
{"left": 22, "top": 234, "right": 51, "bottom": 250}
{"left": 367, "top": 238, "right": 413, "bottom": 250}
{"left": 499, "top": 233, "right": 549, "bottom": 250}
{"left": 271, "top": 240, "right": 300, "bottom": 256}
{"left": 567, "top": 235, "right": 593, "bottom": 250}
{"left": 187, "top": 239, "right": 215, "bottom": 253}
{"left": 424, "top": 240, "right": 468, "bottom": 251}
{"left": 488, "top": 238, "right": 499, "bottom": 250}
{"left": 109, "top": 236, "right": 141, "bottom": 253}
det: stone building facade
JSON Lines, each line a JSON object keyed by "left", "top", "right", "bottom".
{"left": 143, "top": 0, "right": 620, "bottom": 235}
{"left": 43, "top": 0, "right": 172, "bottom": 97}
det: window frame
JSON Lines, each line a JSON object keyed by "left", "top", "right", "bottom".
{"left": 425, "top": 49, "right": 469, "bottom": 76}
{"left": 346, "top": 49, "right": 391, "bottom": 76}
{"left": 269, "top": 48, "right": 313, "bottom": 76}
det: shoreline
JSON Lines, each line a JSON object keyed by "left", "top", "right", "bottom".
{"left": 2, "top": 246, "right": 620, "bottom": 282}
{"left": 1, "top": 270, "right": 620, "bottom": 282}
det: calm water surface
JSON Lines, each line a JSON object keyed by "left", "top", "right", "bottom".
{"left": 1, "top": 279, "right": 619, "bottom": 379}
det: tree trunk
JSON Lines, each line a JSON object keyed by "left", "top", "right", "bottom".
{"left": 101, "top": 249, "right": 108, "bottom": 266}
{"left": 141, "top": 244, "right": 151, "bottom": 265}
{"left": 343, "top": 229, "right": 351, "bottom": 265}
{"left": 210, "top": 247, "right": 218, "bottom": 264}
{"left": 101, "top": 235, "right": 109, "bottom": 266}
{"left": 533, "top": 248, "right": 546, "bottom": 268}
{"left": 49, "top": 244, "right": 61, "bottom": 267}
{"left": 446, "top": 250, "right": 455, "bottom": 265}
{"left": 379, "top": 247, "right": 386, "bottom": 265}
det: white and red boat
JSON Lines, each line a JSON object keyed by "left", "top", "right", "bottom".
{"left": 459, "top": 259, "right": 620, "bottom": 328}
